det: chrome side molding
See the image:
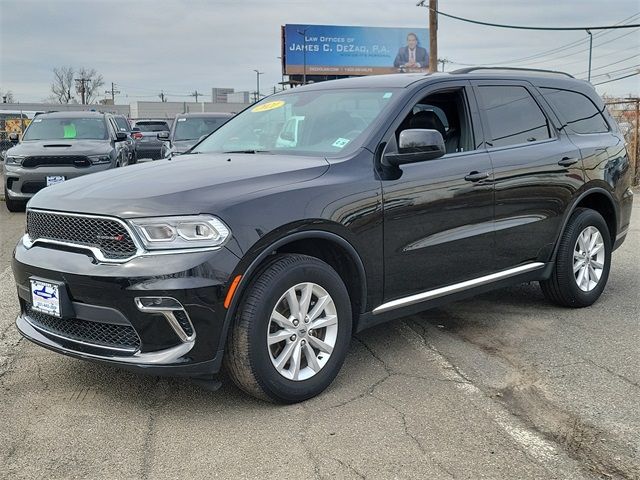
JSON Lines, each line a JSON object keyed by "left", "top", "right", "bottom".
{"left": 373, "top": 262, "right": 545, "bottom": 315}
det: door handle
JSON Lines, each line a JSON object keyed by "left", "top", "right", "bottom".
{"left": 464, "top": 171, "right": 490, "bottom": 182}
{"left": 558, "top": 157, "right": 579, "bottom": 167}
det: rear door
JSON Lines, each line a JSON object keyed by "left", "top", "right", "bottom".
{"left": 471, "top": 80, "right": 584, "bottom": 269}
{"left": 381, "top": 80, "right": 495, "bottom": 302}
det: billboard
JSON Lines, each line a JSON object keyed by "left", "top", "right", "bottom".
{"left": 282, "top": 24, "right": 430, "bottom": 76}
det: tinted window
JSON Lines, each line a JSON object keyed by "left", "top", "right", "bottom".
{"left": 22, "top": 117, "right": 108, "bottom": 140}
{"left": 541, "top": 88, "right": 609, "bottom": 134}
{"left": 135, "top": 121, "right": 169, "bottom": 132}
{"left": 478, "top": 86, "right": 551, "bottom": 147}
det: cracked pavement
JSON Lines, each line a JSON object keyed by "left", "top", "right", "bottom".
{"left": 0, "top": 193, "right": 638, "bottom": 479}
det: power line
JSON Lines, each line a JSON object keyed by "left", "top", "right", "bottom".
{"left": 593, "top": 71, "right": 640, "bottom": 85}
{"left": 448, "top": 13, "right": 640, "bottom": 67}
{"left": 575, "top": 53, "right": 640, "bottom": 76}
{"left": 589, "top": 64, "right": 640, "bottom": 80}
{"left": 526, "top": 28, "right": 640, "bottom": 67}
{"left": 433, "top": 8, "right": 640, "bottom": 31}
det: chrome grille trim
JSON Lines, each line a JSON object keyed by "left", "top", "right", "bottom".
{"left": 25, "top": 208, "right": 144, "bottom": 263}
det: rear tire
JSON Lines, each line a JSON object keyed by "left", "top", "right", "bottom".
{"left": 540, "top": 208, "right": 611, "bottom": 307}
{"left": 225, "top": 254, "right": 352, "bottom": 403}
{"left": 4, "top": 188, "right": 26, "bottom": 212}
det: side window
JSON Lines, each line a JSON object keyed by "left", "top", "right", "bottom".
{"left": 477, "top": 85, "right": 551, "bottom": 148}
{"left": 540, "top": 88, "right": 609, "bottom": 134}
{"left": 107, "top": 118, "right": 118, "bottom": 138}
{"left": 393, "top": 88, "right": 475, "bottom": 155}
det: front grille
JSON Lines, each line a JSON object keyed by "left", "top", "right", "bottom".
{"left": 22, "top": 155, "right": 91, "bottom": 168}
{"left": 27, "top": 210, "right": 138, "bottom": 260}
{"left": 26, "top": 307, "right": 141, "bottom": 351}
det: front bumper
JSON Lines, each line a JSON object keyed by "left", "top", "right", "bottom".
{"left": 4, "top": 163, "right": 112, "bottom": 200}
{"left": 13, "top": 239, "right": 240, "bottom": 376}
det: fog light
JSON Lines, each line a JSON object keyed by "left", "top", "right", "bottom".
{"left": 135, "top": 296, "right": 195, "bottom": 342}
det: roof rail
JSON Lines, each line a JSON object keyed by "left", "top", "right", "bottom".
{"left": 451, "top": 67, "right": 574, "bottom": 78}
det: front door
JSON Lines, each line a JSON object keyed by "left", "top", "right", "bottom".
{"left": 381, "top": 81, "right": 495, "bottom": 302}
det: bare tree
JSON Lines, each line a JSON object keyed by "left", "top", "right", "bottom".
{"left": 75, "top": 67, "right": 104, "bottom": 104}
{"left": 0, "top": 89, "right": 15, "bottom": 103}
{"left": 51, "top": 66, "right": 75, "bottom": 103}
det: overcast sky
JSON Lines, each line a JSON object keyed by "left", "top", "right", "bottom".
{"left": 1, "top": 0, "right": 638, "bottom": 104}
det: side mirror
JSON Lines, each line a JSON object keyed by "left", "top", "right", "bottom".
{"left": 115, "top": 132, "right": 128, "bottom": 142}
{"left": 8, "top": 132, "right": 19, "bottom": 143}
{"left": 383, "top": 129, "right": 445, "bottom": 167}
{"left": 157, "top": 131, "right": 170, "bottom": 141}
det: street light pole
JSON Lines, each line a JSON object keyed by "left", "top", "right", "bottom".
{"left": 297, "top": 28, "right": 309, "bottom": 84}
{"left": 586, "top": 29, "right": 593, "bottom": 82}
{"left": 253, "top": 69, "right": 264, "bottom": 101}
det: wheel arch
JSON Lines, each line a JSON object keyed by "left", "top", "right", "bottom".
{"left": 551, "top": 187, "right": 618, "bottom": 262}
{"left": 219, "top": 230, "right": 368, "bottom": 358}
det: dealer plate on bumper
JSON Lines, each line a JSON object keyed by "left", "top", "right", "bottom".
{"left": 30, "top": 279, "right": 61, "bottom": 317}
{"left": 46, "top": 176, "right": 65, "bottom": 186}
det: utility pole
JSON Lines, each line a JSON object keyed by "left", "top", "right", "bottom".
{"left": 586, "top": 29, "right": 593, "bottom": 82}
{"left": 429, "top": 0, "right": 438, "bottom": 73}
{"left": 297, "top": 27, "right": 309, "bottom": 84}
{"left": 104, "top": 82, "right": 121, "bottom": 103}
{"left": 74, "top": 77, "right": 89, "bottom": 104}
{"left": 159, "top": 91, "right": 166, "bottom": 102}
{"left": 190, "top": 91, "right": 203, "bottom": 102}
{"left": 253, "top": 69, "right": 264, "bottom": 101}
{"left": 417, "top": 0, "right": 438, "bottom": 73}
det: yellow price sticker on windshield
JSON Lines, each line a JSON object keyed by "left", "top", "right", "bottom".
{"left": 251, "top": 100, "right": 285, "bottom": 113}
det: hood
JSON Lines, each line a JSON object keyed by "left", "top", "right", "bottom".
{"left": 29, "top": 152, "right": 330, "bottom": 218}
{"left": 7, "top": 140, "right": 112, "bottom": 157}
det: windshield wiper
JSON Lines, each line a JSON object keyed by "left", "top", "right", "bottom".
{"left": 222, "top": 149, "right": 271, "bottom": 154}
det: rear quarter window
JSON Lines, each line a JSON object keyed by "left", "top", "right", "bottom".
{"left": 540, "top": 88, "right": 609, "bottom": 134}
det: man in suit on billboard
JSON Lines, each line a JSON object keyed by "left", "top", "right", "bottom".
{"left": 393, "top": 32, "right": 428, "bottom": 70}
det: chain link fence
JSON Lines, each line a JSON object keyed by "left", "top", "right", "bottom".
{"left": 606, "top": 98, "right": 639, "bottom": 186}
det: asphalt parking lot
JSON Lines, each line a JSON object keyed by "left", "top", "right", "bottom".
{"left": 0, "top": 193, "right": 638, "bottom": 479}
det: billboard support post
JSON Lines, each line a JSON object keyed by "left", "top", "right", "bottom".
{"left": 429, "top": 0, "right": 438, "bottom": 73}
{"left": 297, "top": 27, "right": 309, "bottom": 84}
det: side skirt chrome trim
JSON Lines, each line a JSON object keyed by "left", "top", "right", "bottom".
{"left": 373, "top": 262, "right": 545, "bottom": 315}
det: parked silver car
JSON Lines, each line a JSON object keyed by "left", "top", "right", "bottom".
{"left": 3, "top": 111, "right": 128, "bottom": 211}
{"left": 159, "top": 113, "right": 233, "bottom": 157}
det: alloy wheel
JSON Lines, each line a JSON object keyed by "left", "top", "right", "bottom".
{"left": 267, "top": 282, "right": 338, "bottom": 381}
{"left": 573, "top": 226, "right": 605, "bottom": 292}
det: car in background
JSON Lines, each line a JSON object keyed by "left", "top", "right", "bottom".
{"left": 3, "top": 111, "right": 128, "bottom": 211}
{"left": 159, "top": 113, "right": 233, "bottom": 158}
{"left": 112, "top": 115, "right": 137, "bottom": 164}
{"left": 130, "top": 119, "right": 170, "bottom": 160}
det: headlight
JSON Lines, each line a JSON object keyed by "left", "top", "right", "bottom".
{"left": 129, "top": 215, "right": 230, "bottom": 250}
{"left": 5, "top": 155, "right": 25, "bottom": 165}
{"left": 88, "top": 154, "right": 111, "bottom": 165}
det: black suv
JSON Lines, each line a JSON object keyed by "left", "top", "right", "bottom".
{"left": 12, "top": 69, "right": 634, "bottom": 403}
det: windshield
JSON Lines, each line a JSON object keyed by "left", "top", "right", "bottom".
{"left": 174, "top": 117, "right": 230, "bottom": 141}
{"left": 22, "top": 117, "right": 108, "bottom": 141}
{"left": 135, "top": 121, "right": 169, "bottom": 132}
{"left": 193, "top": 88, "right": 398, "bottom": 156}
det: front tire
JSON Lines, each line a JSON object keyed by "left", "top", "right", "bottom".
{"left": 225, "top": 254, "right": 352, "bottom": 403}
{"left": 540, "top": 208, "right": 611, "bottom": 307}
